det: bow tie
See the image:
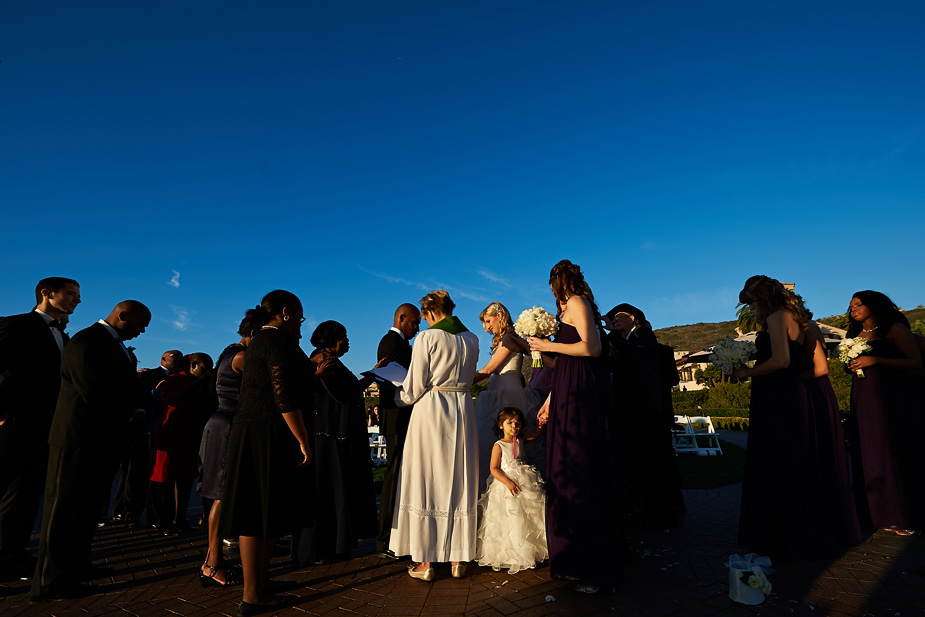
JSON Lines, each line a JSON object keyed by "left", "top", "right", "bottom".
{"left": 49, "top": 320, "right": 66, "bottom": 332}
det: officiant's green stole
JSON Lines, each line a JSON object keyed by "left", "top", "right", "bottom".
{"left": 427, "top": 316, "right": 469, "bottom": 334}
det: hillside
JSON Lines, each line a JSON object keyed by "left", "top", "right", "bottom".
{"left": 658, "top": 306, "right": 925, "bottom": 354}
{"left": 654, "top": 320, "right": 738, "bottom": 353}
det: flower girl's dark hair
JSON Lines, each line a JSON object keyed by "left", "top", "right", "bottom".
{"left": 845, "top": 290, "right": 909, "bottom": 338}
{"left": 493, "top": 406, "right": 525, "bottom": 438}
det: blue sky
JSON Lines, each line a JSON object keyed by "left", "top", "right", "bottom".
{"left": 2, "top": 0, "right": 924, "bottom": 373}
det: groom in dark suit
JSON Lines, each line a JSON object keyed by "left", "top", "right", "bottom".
{"left": 375, "top": 303, "right": 421, "bottom": 559}
{"left": 31, "top": 300, "right": 150, "bottom": 601}
{"left": 0, "top": 277, "right": 81, "bottom": 582}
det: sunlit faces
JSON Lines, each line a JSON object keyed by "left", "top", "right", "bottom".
{"left": 499, "top": 416, "right": 521, "bottom": 439}
{"left": 482, "top": 313, "right": 501, "bottom": 335}
{"left": 612, "top": 312, "right": 635, "bottom": 335}
{"left": 189, "top": 358, "right": 213, "bottom": 378}
{"left": 161, "top": 351, "right": 182, "bottom": 371}
{"left": 45, "top": 283, "right": 81, "bottom": 315}
{"left": 120, "top": 310, "right": 151, "bottom": 340}
{"left": 400, "top": 312, "right": 421, "bottom": 340}
{"left": 849, "top": 297, "right": 872, "bottom": 323}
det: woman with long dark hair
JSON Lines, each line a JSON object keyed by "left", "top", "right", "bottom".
{"left": 528, "top": 260, "right": 619, "bottom": 594}
{"left": 732, "top": 275, "right": 837, "bottom": 557}
{"left": 845, "top": 290, "right": 923, "bottom": 533}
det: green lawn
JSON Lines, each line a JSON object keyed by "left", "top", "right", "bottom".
{"left": 676, "top": 438, "right": 746, "bottom": 489}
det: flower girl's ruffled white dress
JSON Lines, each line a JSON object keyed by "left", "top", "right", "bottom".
{"left": 476, "top": 438, "right": 548, "bottom": 573}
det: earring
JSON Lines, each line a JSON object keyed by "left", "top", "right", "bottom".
{"left": 283, "top": 315, "right": 290, "bottom": 322}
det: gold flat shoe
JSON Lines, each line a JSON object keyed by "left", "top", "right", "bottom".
{"left": 407, "top": 565, "right": 435, "bottom": 582}
{"left": 450, "top": 563, "right": 467, "bottom": 578}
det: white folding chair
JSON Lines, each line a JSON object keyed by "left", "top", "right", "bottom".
{"left": 687, "top": 415, "right": 723, "bottom": 456}
{"left": 671, "top": 415, "right": 700, "bottom": 454}
{"left": 370, "top": 434, "right": 387, "bottom": 462}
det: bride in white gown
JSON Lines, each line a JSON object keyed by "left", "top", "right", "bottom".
{"left": 473, "top": 303, "right": 546, "bottom": 490}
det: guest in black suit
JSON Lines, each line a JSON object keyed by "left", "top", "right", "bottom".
{"left": 0, "top": 277, "right": 80, "bottom": 581}
{"left": 375, "top": 303, "right": 421, "bottom": 559}
{"left": 30, "top": 300, "right": 150, "bottom": 601}
{"left": 111, "top": 350, "right": 182, "bottom": 528}
{"left": 604, "top": 303, "right": 684, "bottom": 528}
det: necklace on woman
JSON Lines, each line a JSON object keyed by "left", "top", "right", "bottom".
{"left": 261, "top": 325, "right": 278, "bottom": 330}
{"left": 862, "top": 326, "right": 878, "bottom": 333}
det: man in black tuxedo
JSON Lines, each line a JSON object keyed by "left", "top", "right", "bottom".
{"left": 0, "top": 277, "right": 81, "bottom": 582}
{"left": 375, "top": 303, "right": 421, "bottom": 559}
{"left": 30, "top": 300, "right": 151, "bottom": 601}
{"left": 110, "top": 349, "right": 182, "bottom": 528}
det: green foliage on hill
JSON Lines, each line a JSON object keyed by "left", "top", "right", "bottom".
{"left": 654, "top": 320, "right": 738, "bottom": 352}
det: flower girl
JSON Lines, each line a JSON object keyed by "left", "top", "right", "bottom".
{"left": 476, "top": 407, "right": 548, "bottom": 573}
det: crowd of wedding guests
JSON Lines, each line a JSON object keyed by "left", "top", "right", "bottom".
{"left": 1, "top": 268, "right": 923, "bottom": 613}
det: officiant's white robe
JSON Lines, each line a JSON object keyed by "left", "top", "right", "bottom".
{"left": 389, "top": 327, "right": 480, "bottom": 563}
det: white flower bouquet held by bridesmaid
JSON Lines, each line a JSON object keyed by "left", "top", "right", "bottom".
{"left": 709, "top": 336, "right": 757, "bottom": 375}
{"left": 513, "top": 307, "right": 558, "bottom": 367}
{"left": 837, "top": 337, "right": 873, "bottom": 378}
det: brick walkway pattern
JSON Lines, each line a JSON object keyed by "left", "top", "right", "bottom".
{"left": 2, "top": 482, "right": 924, "bottom": 617}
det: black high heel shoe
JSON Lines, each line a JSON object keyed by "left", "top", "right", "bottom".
{"left": 199, "top": 563, "right": 240, "bottom": 587}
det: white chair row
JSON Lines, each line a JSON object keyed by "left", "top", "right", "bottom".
{"left": 672, "top": 415, "right": 723, "bottom": 456}
{"left": 369, "top": 432, "right": 387, "bottom": 462}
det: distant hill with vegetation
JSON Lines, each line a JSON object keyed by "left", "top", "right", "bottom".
{"left": 654, "top": 321, "right": 738, "bottom": 353}
{"left": 657, "top": 306, "right": 925, "bottom": 354}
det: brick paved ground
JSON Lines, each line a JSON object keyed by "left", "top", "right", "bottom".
{"left": 2, "top": 469, "right": 924, "bottom": 616}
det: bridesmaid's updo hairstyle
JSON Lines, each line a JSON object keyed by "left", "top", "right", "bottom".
{"left": 548, "top": 259, "right": 601, "bottom": 320}
{"left": 845, "top": 290, "right": 909, "bottom": 338}
{"left": 310, "top": 320, "right": 347, "bottom": 349}
{"left": 493, "top": 406, "right": 525, "bottom": 438}
{"left": 253, "top": 289, "right": 302, "bottom": 328}
{"left": 738, "top": 275, "right": 809, "bottom": 330}
{"left": 480, "top": 302, "right": 514, "bottom": 353}
{"left": 238, "top": 309, "right": 262, "bottom": 338}
{"left": 420, "top": 290, "right": 455, "bottom": 317}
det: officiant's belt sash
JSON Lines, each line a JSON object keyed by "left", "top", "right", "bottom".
{"left": 428, "top": 385, "right": 470, "bottom": 393}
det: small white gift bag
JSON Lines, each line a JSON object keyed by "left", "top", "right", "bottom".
{"left": 725, "top": 553, "right": 773, "bottom": 605}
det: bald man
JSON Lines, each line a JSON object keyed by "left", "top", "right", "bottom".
{"left": 375, "top": 303, "right": 421, "bottom": 559}
{"left": 31, "top": 301, "right": 151, "bottom": 601}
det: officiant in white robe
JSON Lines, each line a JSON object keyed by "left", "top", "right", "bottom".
{"left": 389, "top": 291, "right": 479, "bottom": 577}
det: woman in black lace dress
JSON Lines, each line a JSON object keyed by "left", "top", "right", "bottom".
{"left": 218, "top": 290, "right": 318, "bottom": 616}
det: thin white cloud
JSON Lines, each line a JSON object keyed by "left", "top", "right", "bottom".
{"left": 476, "top": 268, "right": 511, "bottom": 287}
{"left": 359, "top": 266, "right": 430, "bottom": 291}
{"left": 168, "top": 270, "right": 181, "bottom": 288}
{"left": 170, "top": 305, "right": 192, "bottom": 331}
{"left": 359, "top": 267, "right": 490, "bottom": 303}
{"left": 641, "top": 241, "right": 657, "bottom": 250}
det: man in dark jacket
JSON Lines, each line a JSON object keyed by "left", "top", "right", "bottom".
{"left": 0, "top": 277, "right": 80, "bottom": 582}
{"left": 30, "top": 300, "right": 150, "bottom": 601}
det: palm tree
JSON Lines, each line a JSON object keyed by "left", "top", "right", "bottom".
{"left": 736, "top": 304, "right": 759, "bottom": 334}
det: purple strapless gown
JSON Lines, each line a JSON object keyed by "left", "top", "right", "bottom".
{"left": 739, "top": 331, "right": 830, "bottom": 557}
{"left": 806, "top": 375, "right": 862, "bottom": 544}
{"left": 545, "top": 323, "right": 620, "bottom": 586}
{"left": 849, "top": 338, "right": 923, "bottom": 529}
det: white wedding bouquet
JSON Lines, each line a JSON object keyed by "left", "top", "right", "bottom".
{"left": 838, "top": 337, "right": 872, "bottom": 378}
{"left": 514, "top": 306, "right": 559, "bottom": 367}
{"left": 709, "top": 336, "right": 757, "bottom": 375}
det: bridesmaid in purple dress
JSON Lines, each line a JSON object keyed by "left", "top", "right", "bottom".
{"left": 797, "top": 302, "right": 862, "bottom": 546}
{"left": 733, "top": 276, "right": 830, "bottom": 557}
{"left": 846, "top": 291, "right": 924, "bottom": 533}
{"left": 528, "top": 260, "right": 620, "bottom": 594}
